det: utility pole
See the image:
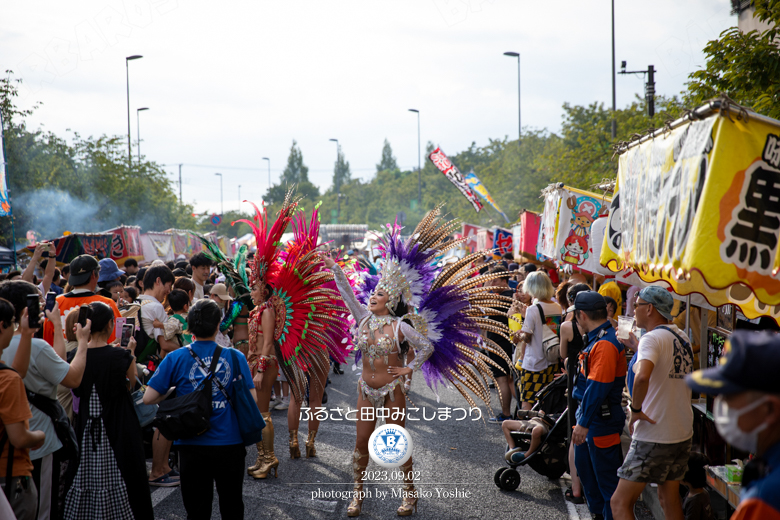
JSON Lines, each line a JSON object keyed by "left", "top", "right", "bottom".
{"left": 178, "top": 164, "right": 183, "bottom": 205}
{"left": 611, "top": 0, "right": 616, "bottom": 139}
{"left": 618, "top": 62, "right": 657, "bottom": 118}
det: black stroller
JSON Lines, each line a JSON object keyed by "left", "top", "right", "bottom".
{"left": 493, "top": 375, "right": 569, "bottom": 491}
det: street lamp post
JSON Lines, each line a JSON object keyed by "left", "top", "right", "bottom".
{"left": 329, "top": 138, "right": 342, "bottom": 222}
{"left": 238, "top": 185, "right": 241, "bottom": 213}
{"left": 262, "top": 157, "right": 270, "bottom": 190}
{"left": 215, "top": 173, "right": 223, "bottom": 216}
{"left": 125, "top": 55, "right": 143, "bottom": 165}
{"left": 408, "top": 109, "right": 421, "bottom": 207}
{"left": 611, "top": 0, "right": 617, "bottom": 139}
{"left": 136, "top": 107, "right": 149, "bottom": 163}
{"left": 503, "top": 52, "right": 521, "bottom": 143}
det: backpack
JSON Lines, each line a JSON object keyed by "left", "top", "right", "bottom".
{"left": 152, "top": 346, "right": 222, "bottom": 441}
{"left": 536, "top": 304, "right": 561, "bottom": 364}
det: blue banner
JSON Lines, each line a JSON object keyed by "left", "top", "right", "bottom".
{"left": 464, "top": 171, "right": 508, "bottom": 223}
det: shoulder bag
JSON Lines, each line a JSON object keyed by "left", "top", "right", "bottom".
{"left": 153, "top": 346, "right": 222, "bottom": 441}
{"left": 25, "top": 389, "right": 79, "bottom": 461}
{"left": 132, "top": 377, "right": 158, "bottom": 428}
{"left": 227, "top": 349, "right": 266, "bottom": 445}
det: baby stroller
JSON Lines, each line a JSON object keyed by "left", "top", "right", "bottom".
{"left": 494, "top": 375, "right": 569, "bottom": 491}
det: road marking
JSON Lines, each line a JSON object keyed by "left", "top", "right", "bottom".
{"left": 151, "top": 486, "right": 178, "bottom": 507}
{"left": 559, "top": 477, "right": 590, "bottom": 520}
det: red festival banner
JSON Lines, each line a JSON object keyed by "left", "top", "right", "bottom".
{"left": 428, "top": 147, "right": 483, "bottom": 212}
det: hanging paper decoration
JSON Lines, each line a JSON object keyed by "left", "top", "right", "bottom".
{"left": 428, "top": 147, "right": 483, "bottom": 212}
{"left": 465, "top": 170, "right": 508, "bottom": 222}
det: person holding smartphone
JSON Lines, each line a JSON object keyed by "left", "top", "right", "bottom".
{"left": 0, "top": 280, "right": 88, "bottom": 520}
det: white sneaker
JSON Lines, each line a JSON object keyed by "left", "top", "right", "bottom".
{"left": 274, "top": 397, "right": 289, "bottom": 410}
{"left": 269, "top": 396, "right": 282, "bottom": 409}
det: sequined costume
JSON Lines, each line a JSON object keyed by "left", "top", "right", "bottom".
{"left": 332, "top": 204, "right": 515, "bottom": 517}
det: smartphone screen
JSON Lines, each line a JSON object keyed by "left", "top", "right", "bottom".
{"left": 77, "top": 306, "right": 92, "bottom": 328}
{"left": 27, "top": 294, "right": 41, "bottom": 328}
{"left": 44, "top": 292, "right": 57, "bottom": 313}
{"left": 120, "top": 323, "right": 134, "bottom": 347}
{"left": 125, "top": 317, "right": 136, "bottom": 330}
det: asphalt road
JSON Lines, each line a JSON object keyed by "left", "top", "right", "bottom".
{"left": 150, "top": 360, "right": 653, "bottom": 520}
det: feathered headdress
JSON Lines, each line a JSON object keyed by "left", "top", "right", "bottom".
{"left": 373, "top": 204, "right": 460, "bottom": 313}
{"left": 232, "top": 190, "right": 298, "bottom": 288}
{"left": 266, "top": 203, "right": 352, "bottom": 402}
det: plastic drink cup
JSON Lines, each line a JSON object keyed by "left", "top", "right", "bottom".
{"left": 617, "top": 315, "right": 634, "bottom": 340}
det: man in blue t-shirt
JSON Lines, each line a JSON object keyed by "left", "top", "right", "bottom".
{"left": 144, "top": 299, "right": 255, "bottom": 520}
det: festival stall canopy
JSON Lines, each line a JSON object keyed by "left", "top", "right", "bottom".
{"left": 512, "top": 210, "right": 541, "bottom": 262}
{"left": 23, "top": 233, "right": 112, "bottom": 266}
{"left": 104, "top": 225, "right": 143, "bottom": 264}
{"left": 601, "top": 100, "right": 780, "bottom": 322}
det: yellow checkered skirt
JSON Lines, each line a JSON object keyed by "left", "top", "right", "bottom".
{"left": 519, "top": 363, "right": 559, "bottom": 403}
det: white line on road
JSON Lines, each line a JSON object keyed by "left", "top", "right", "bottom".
{"left": 558, "top": 477, "right": 591, "bottom": 520}
{"left": 151, "top": 486, "right": 178, "bottom": 507}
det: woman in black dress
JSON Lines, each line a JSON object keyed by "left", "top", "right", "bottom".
{"left": 64, "top": 302, "right": 153, "bottom": 520}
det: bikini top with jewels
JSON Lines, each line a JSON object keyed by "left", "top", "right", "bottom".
{"left": 330, "top": 263, "right": 434, "bottom": 372}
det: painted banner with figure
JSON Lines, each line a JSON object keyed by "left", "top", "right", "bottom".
{"left": 428, "top": 148, "right": 483, "bottom": 212}
{"left": 0, "top": 114, "right": 10, "bottom": 216}
{"left": 465, "top": 171, "right": 508, "bottom": 222}
{"left": 461, "top": 223, "right": 481, "bottom": 253}
{"left": 142, "top": 232, "right": 175, "bottom": 262}
{"left": 600, "top": 112, "right": 780, "bottom": 318}
{"left": 538, "top": 184, "right": 610, "bottom": 266}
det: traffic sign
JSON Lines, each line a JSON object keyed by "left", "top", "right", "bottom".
{"left": 210, "top": 214, "right": 222, "bottom": 226}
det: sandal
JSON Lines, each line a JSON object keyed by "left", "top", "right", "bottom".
{"left": 564, "top": 487, "right": 585, "bottom": 504}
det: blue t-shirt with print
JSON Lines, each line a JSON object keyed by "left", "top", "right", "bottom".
{"left": 148, "top": 341, "right": 254, "bottom": 446}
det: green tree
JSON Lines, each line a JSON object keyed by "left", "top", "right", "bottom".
{"left": 332, "top": 147, "right": 351, "bottom": 194}
{"left": 376, "top": 139, "right": 398, "bottom": 173}
{"left": 684, "top": 1, "right": 780, "bottom": 119}
{"left": 0, "top": 71, "right": 196, "bottom": 246}
{"left": 264, "top": 140, "right": 320, "bottom": 206}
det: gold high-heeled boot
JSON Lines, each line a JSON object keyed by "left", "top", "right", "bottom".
{"left": 251, "top": 412, "right": 279, "bottom": 479}
{"left": 396, "top": 458, "right": 418, "bottom": 516}
{"left": 247, "top": 442, "right": 265, "bottom": 474}
{"left": 305, "top": 430, "right": 317, "bottom": 458}
{"left": 289, "top": 429, "right": 300, "bottom": 459}
{"left": 347, "top": 449, "right": 368, "bottom": 517}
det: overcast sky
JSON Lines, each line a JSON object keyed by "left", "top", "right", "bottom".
{"left": 4, "top": 0, "right": 733, "bottom": 215}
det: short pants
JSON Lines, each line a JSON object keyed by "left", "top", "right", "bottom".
{"left": 515, "top": 417, "right": 551, "bottom": 435}
{"left": 617, "top": 437, "right": 692, "bottom": 483}
{"left": 519, "top": 364, "right": 558, "bottom": 403}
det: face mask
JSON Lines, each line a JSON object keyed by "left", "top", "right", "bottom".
{"left": 713, "top": 395, "right": 769, "bottom": 454}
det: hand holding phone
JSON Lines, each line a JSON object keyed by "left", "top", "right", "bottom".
{"left": 27, "top": 294, "right": 41, "bottom": 329}
{"left": 77, "top": 305, "right": 93, "bottom": 329}
{"left": 45, "top": 292, "right": 56, "bottom": 313}
{"left": 120, "top": 323, "right": 134, "bottom": 348}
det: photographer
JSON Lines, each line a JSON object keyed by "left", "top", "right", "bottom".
{"left": 64, "top": 302, "right": 153, "bottom": 520}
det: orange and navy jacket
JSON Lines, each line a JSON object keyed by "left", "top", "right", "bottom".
{"left": 732, "top": 443, "right": 780, "bottom": 520}
{"left": 572, "top": 321, "right": 627, "bottom": 442}
{"left": 43, "top": 291, "right": 122, "bottom": 345}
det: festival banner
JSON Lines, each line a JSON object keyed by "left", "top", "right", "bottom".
{"left": 476, "top": 228, "right": 493, "bottom": 251}
{"left": 493, "top": 228, "right": 513, "bottom": 256}
{"left": 143, "top": 232, "right": 175, "bottom": 262}
{"left": 428, "top": 148, "right": 483, "bottom": 212}
{"left": 461, "top": 223, "right": 481, "bottom": 253}
{"left": 514, "top": 210, "right": 541, "bottom": 261}
{"left": 465, "top": 171, "right": 508, "bottom": 222}
{"left": 106, "top": 226, "right": 143, "bottom": 263}
{"left": 538, "top": 185, "right": 610, "bottom": 266}
{"left": 79, "top": 234, "right": 112, "bottom": 258}
{"left": 601, "top": 112, "right": 780, "bottom": 318}
{"left": 0, "top": 113, "right": 11, "bottom": 216}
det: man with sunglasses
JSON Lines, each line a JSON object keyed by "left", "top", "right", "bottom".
{"left": 611, "top": 286, "right": 694, "bottom": 520}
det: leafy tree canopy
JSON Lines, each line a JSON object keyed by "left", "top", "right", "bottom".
{"left": 376, "top": 139, "right": 398, "bottom": 173}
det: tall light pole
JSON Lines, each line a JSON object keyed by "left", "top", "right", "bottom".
{"left": 262, "top": 157, "right": 270, "bottom": 190}
{"left": 329, "top": 138, "right": 342, "bottom": 222}
{"left": 125, "top": 55, "right": 143, "bottom": 165}
{"left": 503, "top": 52, "right": 521, "bottom": 144}
{"left": 215, "top": 172, "right": 223, "bottom": 216}
{"left": 238, "top": 184, "right": 242, "bottom": 213}
{"left": 408, "top": 109, "right": 421, "bottom": 207}
{"left": 136, "top": 107, "right": 149, "bottom": 163}
{"left": 611, "top": 0, "right": 617, "bottom": 139}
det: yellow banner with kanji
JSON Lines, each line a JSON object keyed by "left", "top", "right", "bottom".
{"left": 601, "top": 113, "right": 780, "bottom": 318}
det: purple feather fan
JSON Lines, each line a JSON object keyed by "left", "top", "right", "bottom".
{"left": 417, "top": 285, "right": 481, "bottom": 390}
